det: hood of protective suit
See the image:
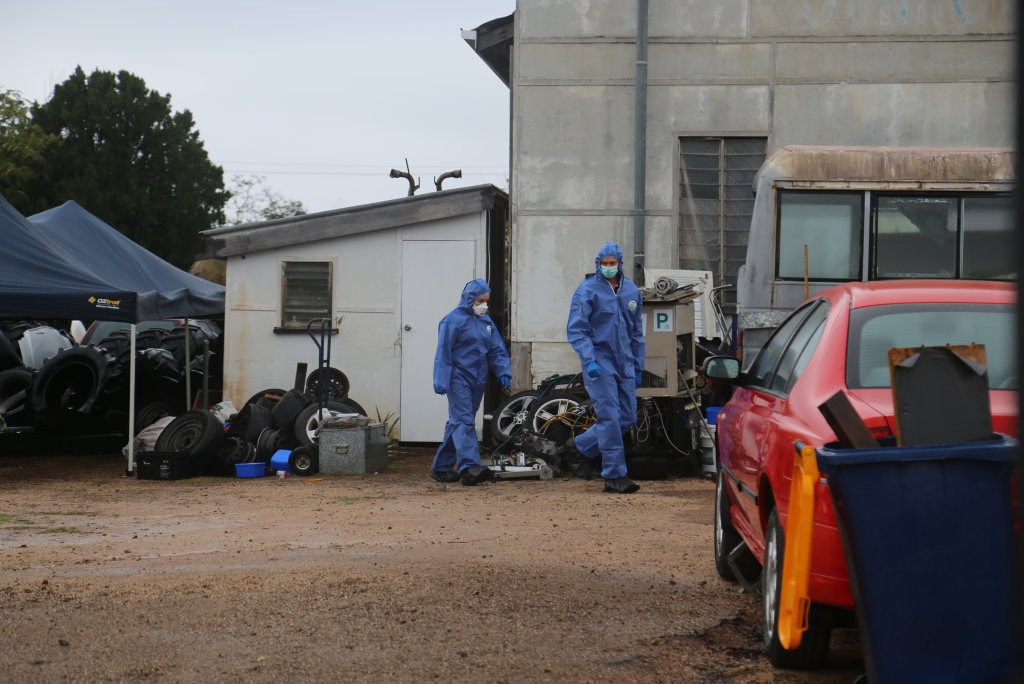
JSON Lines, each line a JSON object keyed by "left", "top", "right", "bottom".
{"left": 459, "top": 278, "right": 490, "bottom": 309}
{"left": 594, "top": 241, "right": 624, "bottom": 277}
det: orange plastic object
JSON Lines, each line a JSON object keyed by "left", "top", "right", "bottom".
{"left": 778, "top": 441, "right": 818, "bottom": 650}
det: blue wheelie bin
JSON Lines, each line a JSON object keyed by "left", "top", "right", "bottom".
{"left": 816, "top": 435, "right": 1019, "bottom": 683}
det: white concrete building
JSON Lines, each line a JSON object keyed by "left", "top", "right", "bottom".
{"left": 464, "top": 0, "right": 1015, "bottom": 385}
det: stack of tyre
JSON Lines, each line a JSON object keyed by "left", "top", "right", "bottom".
{"left": 0, "top": 323, "right": 221, "bottom": 436}
{"left": 152, "top": 370, "right": 366, "bottom": 478}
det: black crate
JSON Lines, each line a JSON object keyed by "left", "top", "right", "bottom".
{"left": 135, "top": 452, "right": 196, "bottom": 480}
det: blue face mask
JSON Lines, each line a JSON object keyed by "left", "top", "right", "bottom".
{"left": 600, "top": 265, "right": 619, "bottom": 279}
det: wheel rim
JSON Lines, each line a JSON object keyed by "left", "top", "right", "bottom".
{"left": 714, "top": 477, "right": 726, "bottom": 556}
{"left": 493, "top": 393, "right": 536, "bottom": 437}
{"left": 763, "top": 521, "right": 781, "bottom": 642}
{"left": 530, "top": 395, "right": 583, "bottom": 434}
{"left": 300, "top": 408, "right": 334, "bottom": 444}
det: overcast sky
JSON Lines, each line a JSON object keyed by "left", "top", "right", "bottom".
{"left": 3, "top": 1, "right": 514, "bottom": 215}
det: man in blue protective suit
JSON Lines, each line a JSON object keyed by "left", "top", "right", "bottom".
{"left": 431, "top": 278, "right": 512, "bottom": 486}
{"left": 565, "top": 242, "right": 645, "bottom": 494}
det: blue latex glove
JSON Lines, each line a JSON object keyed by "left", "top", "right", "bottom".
{"left": 500, "top": 375, "right": 511, "bottom": 392}
{"left": 635, "top": 370, "right": 643, "bottom": 387}
{"left": 586, "top": 361, "right": 601, "bottom": 379}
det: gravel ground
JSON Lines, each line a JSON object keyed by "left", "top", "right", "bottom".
{"left": 0, "top": 445, "right": 865, "bottom": 682}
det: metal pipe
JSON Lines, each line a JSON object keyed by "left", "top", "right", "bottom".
{"left": 434, "top": 169, "right": 463, "bottom": 191}
{"left": 632, "top": 0, "right": 649, "bottom": 286}
{"left": 389, "top": 158, "right": 420, "bottom": 196}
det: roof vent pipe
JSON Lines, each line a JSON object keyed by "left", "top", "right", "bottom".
{"left": 434, "top": 169, "right": 462, "bottom": 191}
{"left": 389, "top": 158, "right": 420, "bottom": 196}
{"left": 632, "top": 0, "right": 649, "bottom": 286}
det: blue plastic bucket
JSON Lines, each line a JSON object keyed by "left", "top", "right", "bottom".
{"left": 705, "top": 406, "right": 721, "bottom": 425}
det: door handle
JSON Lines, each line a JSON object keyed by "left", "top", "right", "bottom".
{"left": 404, "top": 324, "right": 412, "bottom": 331}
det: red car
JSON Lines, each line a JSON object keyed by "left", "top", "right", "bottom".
{"left": 705, "top": 280, "right": 1017, "bottom": 669}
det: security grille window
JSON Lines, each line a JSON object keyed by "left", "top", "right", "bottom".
{"left": 777, "top": 192, "right": 862, "bottom": 281}
{"left": 872, "top": 194, "right": 1014, "bottom": 280}
{"left": 281, "top": 261, "right": 331, "bottom": 329}
{"left": 678, "top": 137, "right": 766, "bottom": 314}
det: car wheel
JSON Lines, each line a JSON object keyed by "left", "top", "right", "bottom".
{"left": 230, "top": 402, "right": 272, "bottom": 444}
{"left": 714, "top": 475, "right": 759, "bottom": 581}
{"left": 527, "top": 392, "right": 591, "bottom": 446}
{"left": 211, "top": 432, "right": 254, "bottom": 476}
{"left": 0, "top": 367, "right": 34, "bottom": 427}
{"left": 763, "top": 507, "right": 831, "bottom": 669}
{"left": 244, "top": 388, "right": 287, "bottom": 409}
{"left": 293, "top": 399, "right": 361, "bottom": 447}
{"left": 305, "top": 367, "right": 350, "bottom": 401}
{"left": 154, "top": 410, "right": 224, "bottom": 470}
{"left": 269, "top": 389, "right": 311, "bottom": 430}
{"left": 489, "top": 391, "right": 538, "bottom": 444}
{"left": 135, "top": 399, "right": 176, "bottom": 433}
{"left": 288, "top": 445, "right": 318, "bottom": 476}
{"left": 31, "top": 346, "right": 122, "bottom": 415}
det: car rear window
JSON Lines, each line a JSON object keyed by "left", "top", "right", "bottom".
{"left": 847, "top": 303, "right": 1015, "bottom": 390}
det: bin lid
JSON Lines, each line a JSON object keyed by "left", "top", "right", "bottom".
{"left": 816, "top": 434, "right": 1018, "bottom": 471}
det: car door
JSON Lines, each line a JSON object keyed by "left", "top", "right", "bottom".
{"left": 720, "top": 300, "right": 829, "bottom": 557}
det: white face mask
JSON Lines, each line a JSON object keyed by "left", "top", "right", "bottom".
{"left": 472, "top": 303, "right": 488, "bottom": 316}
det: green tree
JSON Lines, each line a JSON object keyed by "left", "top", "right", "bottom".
{"left": 25, "top": 67, "right": 228, "bottom": 268}
{"left": 224, "top": 174, "right": 306, "bottom": 225}
{"left": 0, "top": 89, "right": 57, "bottom": 208}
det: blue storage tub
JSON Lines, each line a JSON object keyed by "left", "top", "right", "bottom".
{"left": 816, "top": 435, "right": 1019, "bottom": 683}
{"left": 270, "top": 449, "right": 291, "bottom": 474}
{"left": 235, "top": 462, "right": 266, "bottom": 478}
{"left": 705, "top": 406, "right": 721, "bottom": 425}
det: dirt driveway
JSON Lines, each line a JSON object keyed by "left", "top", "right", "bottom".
{"left": 0, "top": 446, "right": 864, "bottom": 682}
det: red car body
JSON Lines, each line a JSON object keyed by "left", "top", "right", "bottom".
{"left": 712, "top": 280, "right": 1017, "bottom": 654}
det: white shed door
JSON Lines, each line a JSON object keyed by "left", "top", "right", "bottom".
{"left": 400, "top": 240, "right": 476, "bottom": 442}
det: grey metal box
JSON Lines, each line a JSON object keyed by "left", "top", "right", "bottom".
{"left": 318, "top": 423, "right": 388, "bottom": 475}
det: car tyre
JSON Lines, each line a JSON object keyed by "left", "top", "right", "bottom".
{"left": 293, "top": 399, "right": 362, "bottom": 447}
{"left": 714, "top": 475, "right": 759, "bottom": 581}
{"left": 305, "top": 367, "right": 350, "bottom": 401}
{"left": 288, "top": 445, "right": 318, "bottom": 476}
{"left": 489, "top": 391, "right": 538, "bottom": 444}
{"left": 154, "top": 410, "right": 224, "bottom": 466}
{"left": 763, "top": 507, "right": 831, "bottom": 669}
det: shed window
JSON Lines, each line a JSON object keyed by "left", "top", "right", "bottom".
{"left": 281, "top": 261, "right": 331, "bottom": 329}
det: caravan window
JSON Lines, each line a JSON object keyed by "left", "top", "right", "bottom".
{"left": 872, "top": 194, "right": 1014, "bottom": 280}
{"left": 776, "top": 192, "right": 862, "bottom": 281}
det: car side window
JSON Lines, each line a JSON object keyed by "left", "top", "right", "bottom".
{"left": 746, "top": 301, "right": 818, "bottom": 389}
{"left": 779, "top": 303, "right": 828, "bottom": 394}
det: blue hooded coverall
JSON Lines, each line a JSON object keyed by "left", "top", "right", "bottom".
{"left": 566, "top": 242, "right": 645, "bottom": 479}
{"left": 431, "top": 278, "right": 512, "bottom": 474}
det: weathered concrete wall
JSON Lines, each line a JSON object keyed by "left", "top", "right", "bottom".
{"left": 508, "top": 0, "right": 1015, "bottom": 383}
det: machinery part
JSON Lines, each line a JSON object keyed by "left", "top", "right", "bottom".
{"left": 484, "top": 452, "right": 555, "bottom": 481}
{"left": 526, "top": 391, "right": 593, "bottom": 446}
{"left": 269, "top": 389, "right": 311, "bottom": 430}
{"left": 288, "top": 445, "right": 318, "bottom": 476}
{"left": 154, "top": 410, "right": 225, "bottom": 468}
{"left": 30, "top": 346, "right": 122, "bottom": 416}
{"left": 0, "top": 367, "right": 34, "bottom": 427}
{"left": 304, "top": 367, "right": 350, "bottom": 401}
{"left": 489, "top": 390, "right": 538, "bottom": 443}
{"left": 292, "top": 399, "right": 363, "bottom": 446}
